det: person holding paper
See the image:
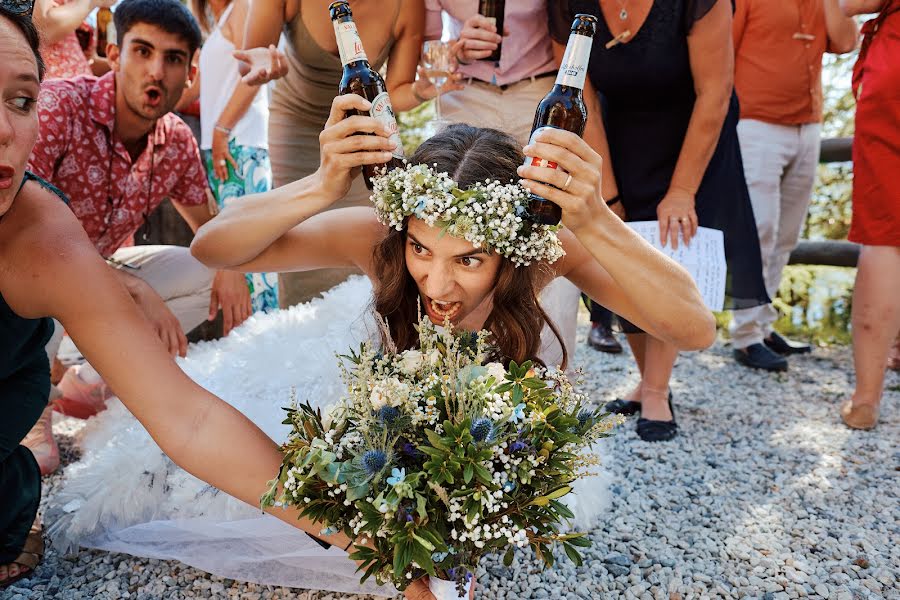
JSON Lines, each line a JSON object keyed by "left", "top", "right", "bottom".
{"left": 549, "top": 0, "right": 769, "bottom": 442}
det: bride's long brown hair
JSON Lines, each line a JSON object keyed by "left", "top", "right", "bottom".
{"left": 372, "top": 124, "right": 567, "bottom": 369}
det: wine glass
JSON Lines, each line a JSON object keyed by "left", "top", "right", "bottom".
{"left": 421, "top": 40, "right": 454, "bottom": 134}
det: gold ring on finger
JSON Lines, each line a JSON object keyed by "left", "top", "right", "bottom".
{"left": 562, "top": 173, "right": 573, "bottom": 191}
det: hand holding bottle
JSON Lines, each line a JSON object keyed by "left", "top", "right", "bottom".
{"left": 452, "top": 13, "right": 504, "bottom": 63}
{"left": 517, "top": 127, "right": 608, "bottom": 234}
{"left": 314, "top": 94, "right": 398, "bottom": 203}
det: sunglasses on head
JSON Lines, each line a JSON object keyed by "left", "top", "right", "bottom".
{"left": 1, "top": 0, "right": 34, "bottom": 16}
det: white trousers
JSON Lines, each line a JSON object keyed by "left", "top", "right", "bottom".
{"left": 730, "top": 119, "right": 821, "bottom": 348}
{"left": 46, "top": 245, "right": 214, "bottom": 362}
{"left": 440, "top": 76, "right": 554, "bottom": 147}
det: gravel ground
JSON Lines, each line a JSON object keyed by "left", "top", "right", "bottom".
{"left": 4, "top": 321, "right": 898, "bottom": 600}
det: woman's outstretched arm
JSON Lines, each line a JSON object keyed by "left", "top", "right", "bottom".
{"left": 1, "top": 183, "right": 352, "bottom": 550}
{"left": 517, "top": 128, "right": 717, "bottom": 351}
{"left": 191, "top": 94, "right": 394, "bottom": 273}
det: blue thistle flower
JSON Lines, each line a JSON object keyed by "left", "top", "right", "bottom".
{"left": 378, "top": 406, "right": 400, "bottom": 426}
{"left": 470, "top": 417, "right": 495, "bottom": 443}
{"left": 362, "top": 449, "right": 387, "bottom": 475}
{"left": 577, "top": 409, "right": 593, "bottom": 429}
{"left": 509, "top": 440, "right": 526, "bottom": 453}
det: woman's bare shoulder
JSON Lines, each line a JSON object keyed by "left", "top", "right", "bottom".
{"left": 0, "top": 180, "right": 102, "bottom": 317}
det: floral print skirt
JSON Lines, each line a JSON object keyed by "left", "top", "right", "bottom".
{"left": 203, "top": 142, "right": 279, "bottom": 313}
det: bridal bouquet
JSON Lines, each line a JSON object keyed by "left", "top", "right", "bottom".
{"left": 262, "top": 318, "right": 618, "bottom": 598}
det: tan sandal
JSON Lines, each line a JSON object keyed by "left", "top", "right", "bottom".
{"left": 0, "top": 519, "right": 43, "bottom": 589}
{"left": 840, "top": 400, "right": 880, "bottom": 430}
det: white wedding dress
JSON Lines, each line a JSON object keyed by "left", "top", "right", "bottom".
{"left": 47, "top": 276, "right": 610, "bottom": 595}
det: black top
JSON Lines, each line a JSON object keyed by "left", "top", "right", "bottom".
{"left": 550, "top": 0, "right": 768, "bottom": 310}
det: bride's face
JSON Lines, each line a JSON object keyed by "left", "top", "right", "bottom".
{"left": 405, "top": 217, "right": 503, "bottom": 327}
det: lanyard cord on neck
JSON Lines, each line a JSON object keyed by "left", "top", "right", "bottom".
{"left": 100, "top": 127, "right": 156, "bottom": 248}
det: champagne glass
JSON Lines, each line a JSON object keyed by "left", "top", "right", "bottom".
{"left": 421, "top": 40, "right": 454, "bottom": 133}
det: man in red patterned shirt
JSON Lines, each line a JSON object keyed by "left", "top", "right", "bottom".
{"left": 23, "top": 0, "right": 252, "bottom": 473}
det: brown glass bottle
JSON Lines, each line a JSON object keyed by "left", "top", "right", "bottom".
{"left": 478, "top": 0, "right": 505, "bottom": 64}
{"left": 329, "top": 1, "right": 405, "bottom": 189}
{"left": 525, "top": 14, "right": 597, "bottom": 225}
{"left": 96, "top": 7, "right": 113, "bottom": 58}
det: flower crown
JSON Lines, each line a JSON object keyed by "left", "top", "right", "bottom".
{"left": 370, "top": 163, "right": 565, "bottom": 267}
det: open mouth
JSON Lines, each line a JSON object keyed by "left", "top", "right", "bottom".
{"left": 423, "top": 296, "right": 462, "bottom": 322}
{"left": 144, "top": 87, "right": 162, "bottom": 107}
{"left": 0, "top": 165, "right": 14, "bottom": 190}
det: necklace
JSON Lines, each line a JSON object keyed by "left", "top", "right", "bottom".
{"left": 617, "top": 0, "right": 629, "bottom": 20}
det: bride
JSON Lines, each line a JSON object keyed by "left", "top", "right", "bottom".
{"left": 50, "top": 94, "right": 714, "bottom": 595}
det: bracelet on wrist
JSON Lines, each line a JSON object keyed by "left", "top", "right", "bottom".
{"left": 605, "top": 195, "right": 622, "bottom": 207}
{"left": 214, "top": 124, "right": 233, "bottom": 136}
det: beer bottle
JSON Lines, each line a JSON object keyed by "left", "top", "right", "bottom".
{"left": 477, "top": 0, "right": 504, "bottom": 64}
{"left": 96, "top": 7, "right": 113, "bottom": 58}
{"left": 329, "top": 1, "right": 405, "bottom": 189}
{"left": 525, "top": 14, "right": 597, "bottom": 226}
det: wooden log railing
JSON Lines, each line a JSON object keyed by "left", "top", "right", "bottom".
{"left": 788, "top": 136, "right": 856, "bottom": 268}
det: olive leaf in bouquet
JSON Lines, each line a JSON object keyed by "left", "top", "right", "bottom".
{"left": 261, "top": 318, "right": 622, "bottom": 595}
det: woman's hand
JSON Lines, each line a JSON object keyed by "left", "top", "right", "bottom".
{"left": 313, "top": 94, "right": 398, "bottom": 202}
{"left": 452, "top": 13, "right": 504, "bottom": 63}
{"left": 656, "top": 187, "right": 698, "bottom": 249}
{"left": 234, "top": 45, "right": 289, "bottom": 86}
{"left": 516, "top": 127, "right": 608, "bottom": 233}
{"left": 412, "top": 66, "right": 466, "bottom": 103}
{"left": 211, "top": 129, "right": 237, "bottom": 182}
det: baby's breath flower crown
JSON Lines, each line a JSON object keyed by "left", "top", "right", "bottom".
{"left": 371, "top": 163, "right": 565, "bottom": 267}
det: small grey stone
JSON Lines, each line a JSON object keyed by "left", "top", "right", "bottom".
{"left": 604, "top": 552, "right": 632, "bottom": 567}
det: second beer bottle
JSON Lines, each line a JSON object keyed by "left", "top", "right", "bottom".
{"left": 525, "top": 14, "right": 597, "bottom": 225}
{"left": 329, "top": 1, "right": 405, "bottom": 189}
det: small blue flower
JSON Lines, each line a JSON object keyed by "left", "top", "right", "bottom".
{"left": 378, "top": 406, "right": 400, "bottom": 426}
{"left": 509, "top": 440, "right": 526, "bottom": 453}
{"left": 431, "top": 551, "right": 449, "bottom": 563}
{"left": 510, "top": 403, "right": 526, "bottom": 423}
{"left": 401, "top": 442, "right": 420, "bottom": 457}
{"left": 470, "top": 417, "right": 495, "bottom": 443}
{"left": 414, "top": 196, "right": 429, "bottom": 217}
{"left": 319, "top": 526, "right": 339, "bottom": 536}
{"left": 405, "top": 513, "right": 414, "bottom": 522}
{"left": 386, "top": 467, "right": 406, "bottom": 486}
{"left": 502, "top": 480, "right": 516, "bottom": 493}
{"left": 362, "top": 449, "right": 387, "bottom": 475}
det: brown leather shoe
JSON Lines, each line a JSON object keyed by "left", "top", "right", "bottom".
{"left": 840, "top": 400, "right": 880, "bottom": 430}
{"left": 587, "top": 323, "right": 623, "bottom": 354}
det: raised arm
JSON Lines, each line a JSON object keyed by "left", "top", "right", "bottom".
{"left": 33, "top": 0, "right": 113, "bottom": 45}
{"left": 191, "top": 94, "right": 394, "bottom": 273}
{"left": 384, "top": 0, "right": 427, "bottom": 111}
{"left": 825, "top": 0, "right": 860, "bottom": 52}
{"left": 518, "top": 128, "right": 716, "bottom": 351}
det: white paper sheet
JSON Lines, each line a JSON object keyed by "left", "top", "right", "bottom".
{"left": 626, "top": 221, "right": 726, "bottom": 311}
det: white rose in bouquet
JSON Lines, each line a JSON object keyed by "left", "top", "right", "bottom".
{"left": 398, "top": 350, "right": 424, "bottom": 375}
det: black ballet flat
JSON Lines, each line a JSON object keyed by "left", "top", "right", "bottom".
{"left": 636, "top": 392, "right": 677, "bottom": 442}
{"left": 604, "top": 398, "right": 641, "bottom": 416}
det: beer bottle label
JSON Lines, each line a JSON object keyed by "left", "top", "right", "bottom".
{"left": 556, "top": 33, "right": 592, "bottom": 90}
{"left": 523, "top": 127, "right": 559, "bottom": 171}
{"left": 370, "top": 91, "right": 405, "bottom": 159}
{"left": 333, "top": 20, "right": 368, "bottom": 66}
